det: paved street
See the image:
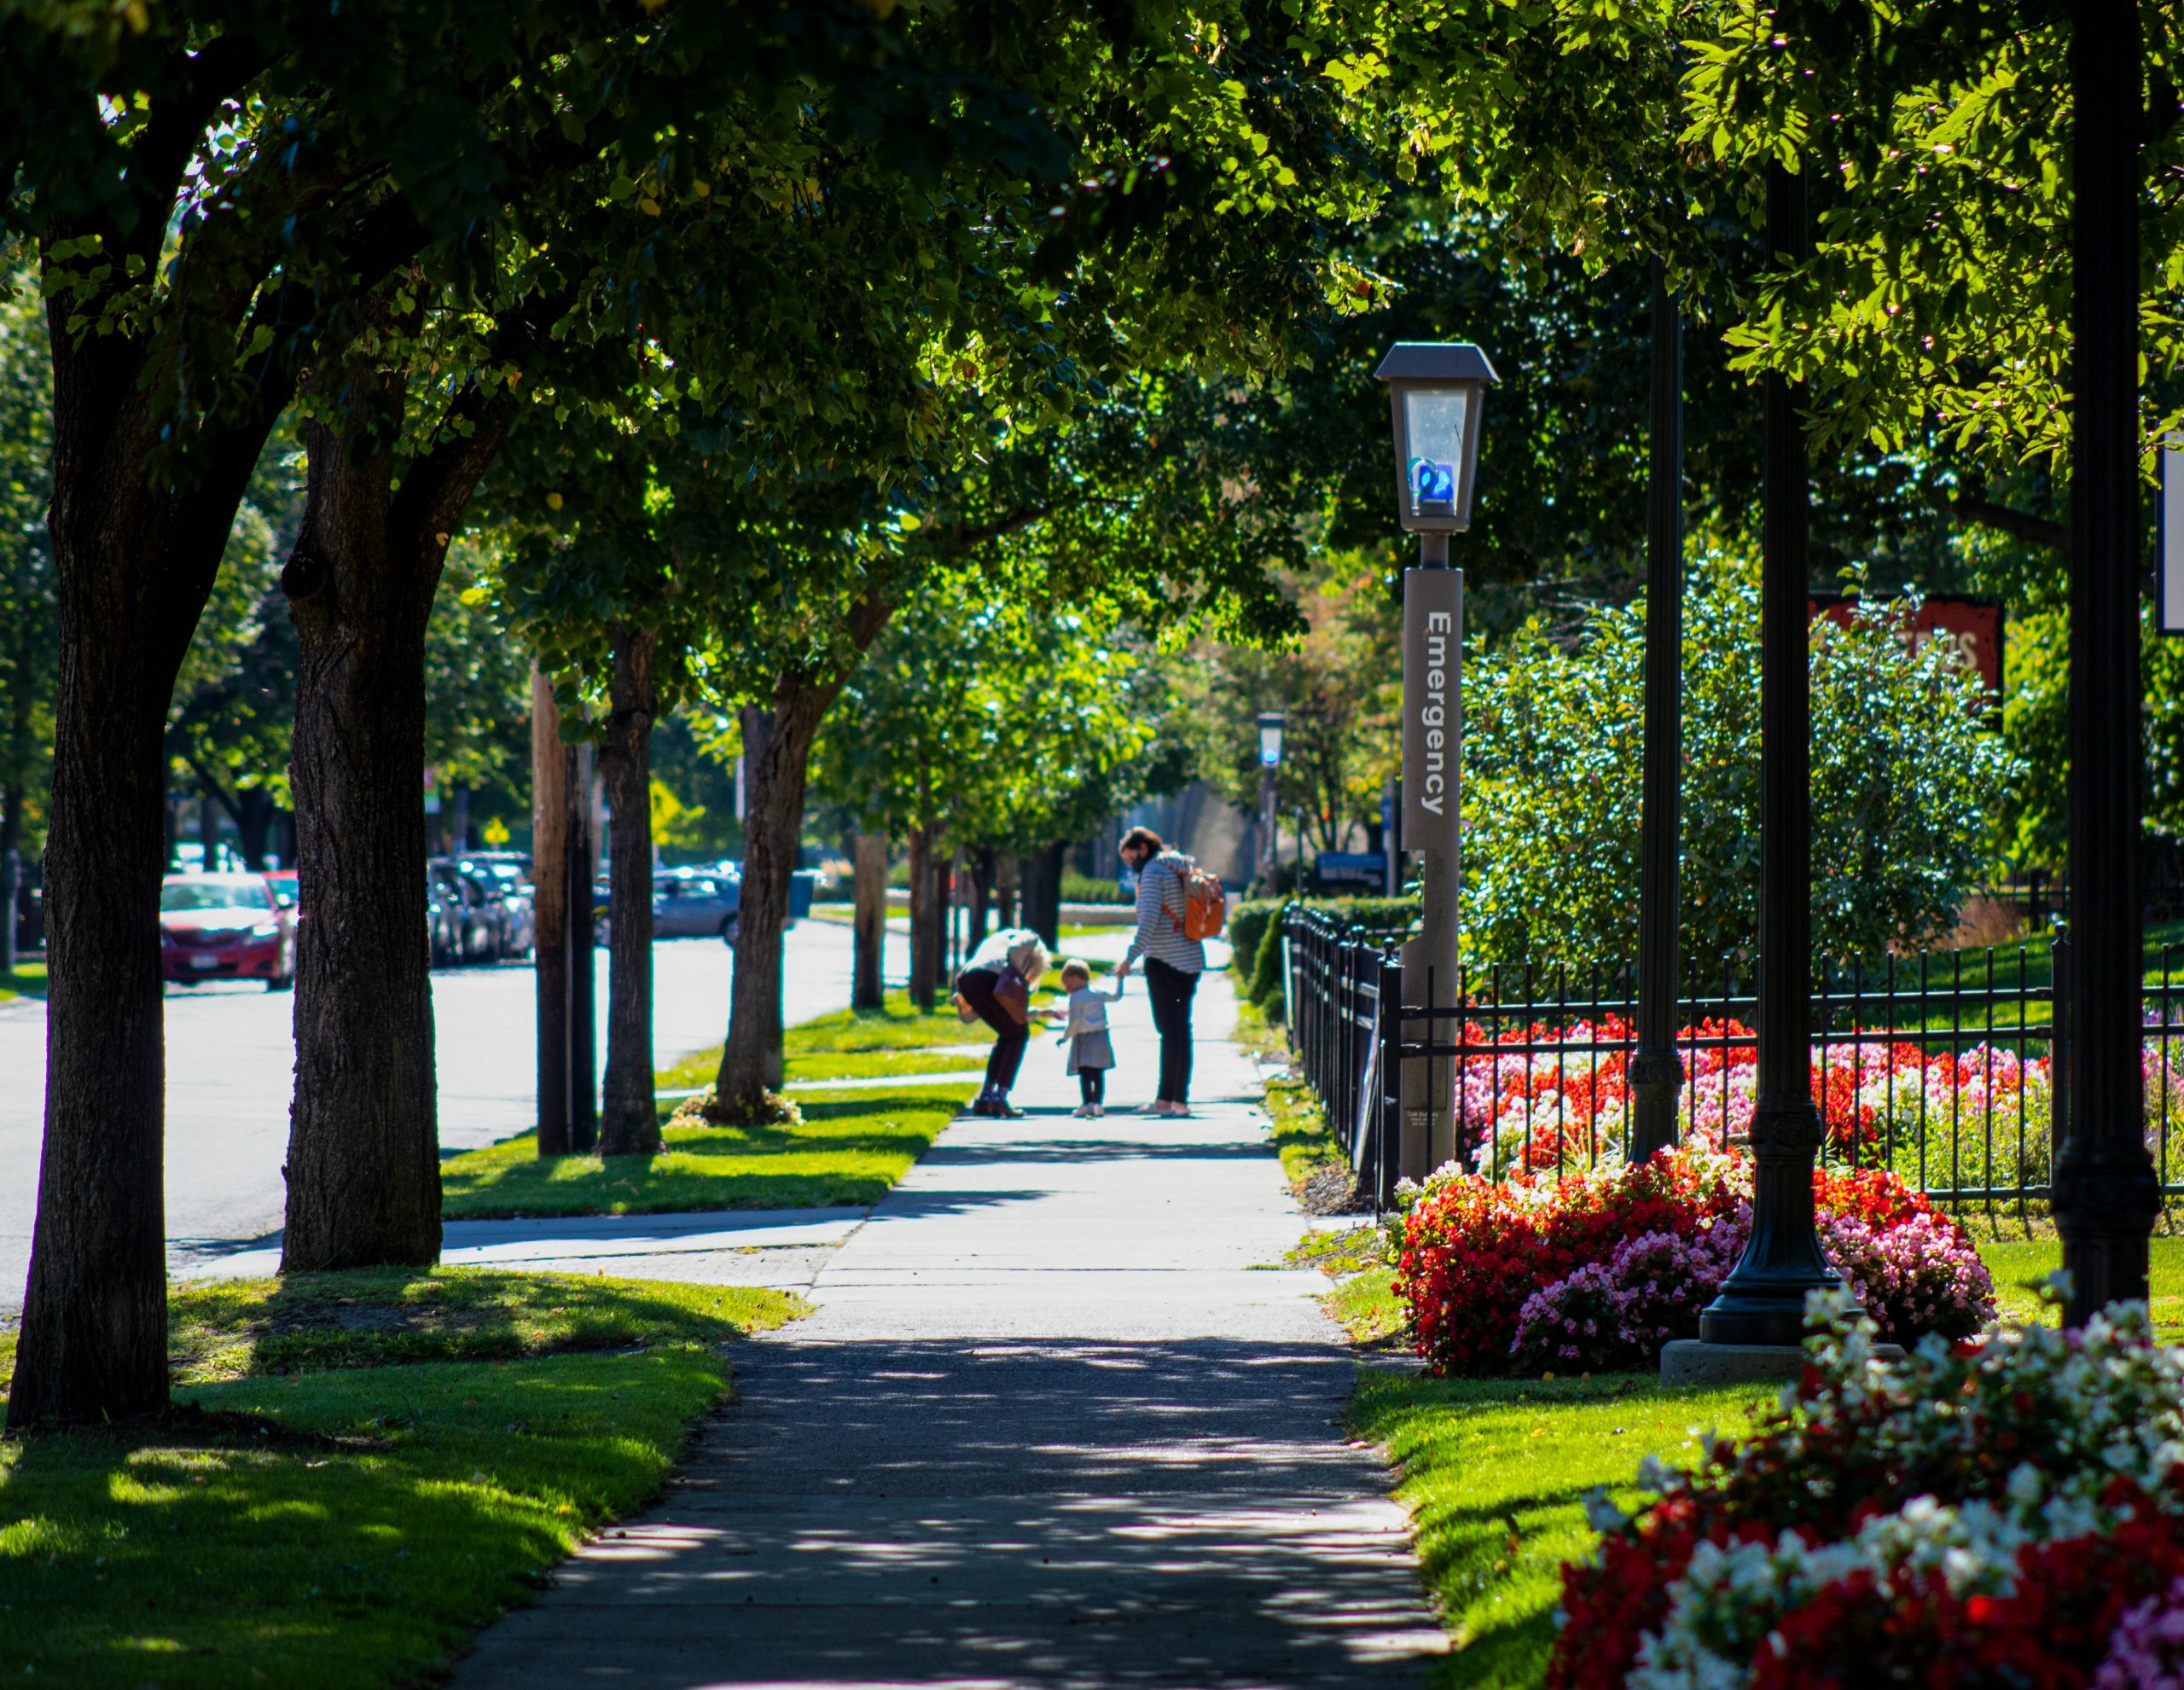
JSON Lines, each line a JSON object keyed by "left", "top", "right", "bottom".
{"left": 0, "top": 920, "right": 900, "bottom": 1313}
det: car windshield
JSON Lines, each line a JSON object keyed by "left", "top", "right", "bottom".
{"left": 160, "top": 878, "right": 270, "bottom": 913}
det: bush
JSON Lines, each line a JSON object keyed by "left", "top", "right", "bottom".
{"left": 1464, "top": 549, "right": 2018, "bottom": 972}
{"left": 1060, "top": 872, "right": 1133, "bottom": 905}
{"left": 1228, "top": 895, "right": 1420, "bottom": 1019}
{"left": 1550, "top": 1295, "right": 2184, "bottom": 1689}
{"left": 1228, "top": 895, "right": 1419, "bottom": 985}
{"left": 1391, "top": 1147, "right": 1995, "bottom": 1375}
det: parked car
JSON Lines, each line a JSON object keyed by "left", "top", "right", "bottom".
{"left": 457, "top": 856, "right": 534, "bottom": 957}
{"left": 160, "top": 872, "right": 293, "bottom": 990}
{"left": 659, "top": 868, "right": 740, "bottom": 940}
{"left": 589, "top": 866, "right": 741, "bottom": 945}
{"left": 427, "top": 858, "right": 501, "bottom": 962}
{"left": 426, "top": 868, "right": 459, "bottom": 967}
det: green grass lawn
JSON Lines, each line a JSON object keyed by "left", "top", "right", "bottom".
{"left": 0, "top": 960, "right": 46, "bottom": 1002}
{"left": 441, "top": 1085, "right": 971, "bottom": 1218}
{"left": 0, "top": 1269, "right": 802, "bottom": 1688}
{"left": 1322, "top": 1225, "right": 2184, "bottom": 1686}
{"left": 1262, "top": 1072, "right": 1350, "bottom": 1191}
{"left": 1975, "top": 1234, "right": 2184, "bottom": 1338}
{"left": 445, "top": 990, "right": 987, "bottom": 1219}
{"left": 1353, "top": 1370, "right": 1769, "bottom": 1688}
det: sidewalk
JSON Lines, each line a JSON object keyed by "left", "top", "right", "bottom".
{"left": 447, "top": 968, "right": 1443, "bottom": 1688}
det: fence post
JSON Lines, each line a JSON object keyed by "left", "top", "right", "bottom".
{"left": 1377, "top": 946, "right": 1403, "bottom": 1209}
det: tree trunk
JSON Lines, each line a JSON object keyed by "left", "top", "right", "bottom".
{"left": 996, "top": 854, "right": 1019, "bottom": 930}
{"left": 1019, "top": 843, "right": 1064, "bottom": 947}
{"left": 713, "top": 694, "right": 824, "bottom": 1108}
{"left": 598, "top": 624, "right": 659, "bottom": 1158}
{"left": 908, "top": 822, "right": 935, "bottom": 1010}
{"left": 852, "top": 832, "right": 887, "bottom": 1010}
{"left": 967, "top": 847, "right": 996, "bottom": 954}
{"left": 713, "top": 595, "right": 892, "bottom": 1114}
{"left": 280, "top": 369, "right": 510, "bottom": 1270}
{"left": 450, "top": 786, "right": 471, "bottom": 856}
{"left": 943, "top": 848, "right": 961, "bottom": 978}
{"left": 235, "top": 787, "right": 274, "bottom": 872}
{"left": 9, "top": 258, "right": 293, "bottom": 1426}
{"left": 532, "top": 669, "right": 572, "bottom": 1154}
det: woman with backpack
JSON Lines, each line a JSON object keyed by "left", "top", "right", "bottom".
{"left": 1115, "top": 826, "right": 1209, "bottom": 1116}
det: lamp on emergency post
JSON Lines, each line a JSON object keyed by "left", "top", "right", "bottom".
{"left": 1375, "top": 341, "right": 1496, "bottom": 566}
{"left": 1256, "top": 711, "right": 1287, "bottom": 893}
{"left": 1378, "top": 339, "right": 1494, "bottom": 1192}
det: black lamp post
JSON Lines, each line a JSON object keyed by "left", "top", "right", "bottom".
{"left": 1696, "top": 163, "right": 1841, "bottom": 1349}
{"left": 1629, "top": 260, "right": 1684, "bottom": 1164}
{"left": 1376, "top": 341, "right": 1496, "bottom": 1176}
{"left": 2053, "top": 0, "right": 2160, "bottom": 1321}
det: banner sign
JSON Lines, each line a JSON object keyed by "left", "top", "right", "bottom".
{"left": 1402, "top": 567, "right": 1462, "bottom": 858}
{"left": 1808, "top": 594, "right": 2005, "bottom": 700}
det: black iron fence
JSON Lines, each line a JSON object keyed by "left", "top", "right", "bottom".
{"left": 1279, "top": 903, "right": 2184, "bottom": 1213}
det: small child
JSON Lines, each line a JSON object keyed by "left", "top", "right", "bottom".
{"left": 1053, "top": 959, "right": 1124, "bottom": 1118}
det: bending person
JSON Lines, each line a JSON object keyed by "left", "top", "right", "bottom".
{"left": 1116, "top": 826, "right": 1205, "bottom": 1116}
{"left": 953, "top": 926, "right": 1050, "bottom": 1118}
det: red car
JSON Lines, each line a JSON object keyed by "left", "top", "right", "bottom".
{"left": 160, "top": 873, "right": 294, "bottom": 990}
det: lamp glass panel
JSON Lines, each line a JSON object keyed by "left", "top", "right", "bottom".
{"left": 1259, "top": 723, "right": 1282, "bottom": 765}
{"left": 1402, "top": 387, "right": 1469, "bottom": 520}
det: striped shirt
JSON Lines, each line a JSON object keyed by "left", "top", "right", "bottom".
{"left": 1121, "top": 854, "right": 1206, "bottom": 975}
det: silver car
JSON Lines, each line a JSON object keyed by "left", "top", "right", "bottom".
{"left": 653, "top": 869, "right": 740, "bottom": 940}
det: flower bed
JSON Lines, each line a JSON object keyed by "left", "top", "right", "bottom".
{"left": 1391, "top": 1147, "right": 1994, "bottom": 1375}
{"left": 1459, "top": 1013, "right": 2184, "bottom": 1201}
{"left": 1549, "top": 1293, "right": 2184, "bottom": 1689}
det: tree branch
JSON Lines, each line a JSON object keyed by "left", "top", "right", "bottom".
{"left": 1949, "top": 488, "right": 2071, "bottom": 556}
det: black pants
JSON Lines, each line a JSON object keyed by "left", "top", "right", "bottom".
{"left": 1143, "top": 957, "right": 1199, "bottom": 1103}
{"left": 1078, "top": 1067, "right": 1107, "bottom": 1106}
{"left": 956, "top": 967, "right": 1027, "bottom": 1094}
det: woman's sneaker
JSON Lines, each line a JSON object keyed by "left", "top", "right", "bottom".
{"left": 1090, "top": 1104, "right": 1104, "bottom": 1118}
{"left": 1072, "top": 1103, "right": 1096, "bottom": 1118}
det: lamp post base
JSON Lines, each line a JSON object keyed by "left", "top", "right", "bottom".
{"left": 1661, "top": 1338, "right": 1902, "bottom": 1387}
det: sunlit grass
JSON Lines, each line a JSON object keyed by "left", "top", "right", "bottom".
{"left": 1353, "top": 1371, "right": 1769, "bottom": 1688}
{"left": 0, "top": 959, "right": 46, "bottom": 1002}
{"left": 0, "top": 1270, "right": 802, "bottom": 1688}
{"left": 440, "top": 1087, "right": 970, "bottom": 1218}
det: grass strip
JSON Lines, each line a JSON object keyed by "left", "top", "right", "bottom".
{"left": 441, "top": 1085, "right": 970, "bottom": 1218}
{"left": 1978, "top": 1234, "right": 2184, "bottom": 1338}
{"left": 0, "top": 1269, "right": 802, "bottom": 1689}
{"left": 1352, "top": 1370, "right": 1769, "bottom": 1689}
{"left": 0, "top": 961, "right": 46, "bottom": 1002}
{"left": 1261, "top": 1072, "right": 1350, "bottom": 1191}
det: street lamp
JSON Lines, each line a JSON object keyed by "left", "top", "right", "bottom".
{"left": 1257, "top": 711, "right": 1286, "bottom": 892}
{"left": 1376, "top": 342, "right": 1497, "bottom": 551}
{"left": 1377, "top": 341, "right": 1496, "bottom": 1181}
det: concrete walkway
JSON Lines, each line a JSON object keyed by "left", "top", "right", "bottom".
{"left": 448, "top": 969, "right": 1444, "bottom": 1689}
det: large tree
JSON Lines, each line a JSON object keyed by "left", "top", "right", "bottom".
{"left": 0, "top": 259, "right": 55, "bottom": 871}
{"left": 0, "top": 0, "right": 953, "bottom": 1424}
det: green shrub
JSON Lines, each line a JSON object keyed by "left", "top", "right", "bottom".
{"left": 1061, "top": 871, "right": 1133, "bottom": 905}
{"left": 1228, "top": 898, "right": 1287, "bottom": 982}
{"left": 1229, "top": 896, "right": 1421, "bottom": 1015}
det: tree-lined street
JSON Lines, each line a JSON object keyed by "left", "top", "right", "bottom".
{"left": 0, "top": 924, "right": 892, "bottom": 1313}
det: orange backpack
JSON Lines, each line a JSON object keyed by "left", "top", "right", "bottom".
{"left": 1162, "top": 853, "right": 1228, "bottom": 942}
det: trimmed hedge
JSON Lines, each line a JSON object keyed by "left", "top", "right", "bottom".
{"left": 1229, "top": 896, "right": 1421, "bottom": 1018}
